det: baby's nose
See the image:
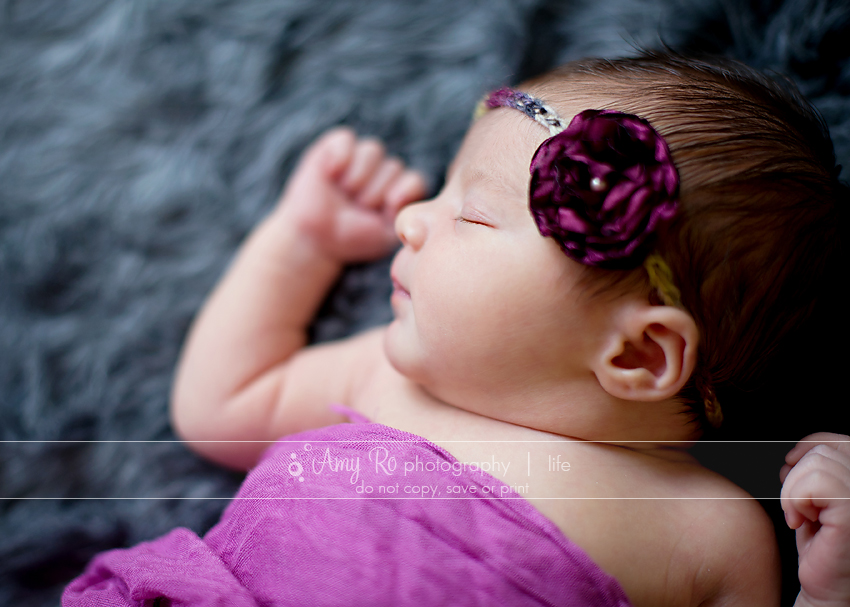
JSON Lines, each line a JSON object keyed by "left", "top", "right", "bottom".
{"left": 395, "top": 202, "right": 427, "bottom": 250}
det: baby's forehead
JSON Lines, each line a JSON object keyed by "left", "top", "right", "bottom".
{"left": 452, "top": 111, "right": 546, "bottom": 177}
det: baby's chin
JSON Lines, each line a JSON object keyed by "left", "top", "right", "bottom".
{"left": 382, "top": 323, "right": 460, "bottom": 398}
{"left": 382, "top": 320, "right": 423, "bottom": 381}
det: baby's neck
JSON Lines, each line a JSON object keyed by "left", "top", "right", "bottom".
{"left": 412, "top": 375, "right": 702, "bottom": 452}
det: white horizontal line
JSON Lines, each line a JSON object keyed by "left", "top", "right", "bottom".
{"left": 2, "top": 497, "right": 846, "bottom": 501}
{"left": 2, "top": 440, "right": 845, "bottom": 444}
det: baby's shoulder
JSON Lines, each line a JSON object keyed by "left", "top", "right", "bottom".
{"left": 671, "top": 465, "right": 781, "bottom": 607}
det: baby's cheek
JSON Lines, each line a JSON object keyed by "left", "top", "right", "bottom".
{"left": 416, "top": 281, "right": 485, "bottom": 346}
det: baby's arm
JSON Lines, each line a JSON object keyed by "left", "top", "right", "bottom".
{"left": 780, "top": 433, "right": 850, "bottom": 607}
{"left": 170, "top": 128, "right": 426, "bottom": 470}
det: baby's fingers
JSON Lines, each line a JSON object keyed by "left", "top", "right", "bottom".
{"left": 785, "top": 433, "right": 850, "bottom": 469}
{"left": 385, "top": 170, "right": 428, "bottom": 219}
{"left": 781, "top": 447, "right": 850, "bottom": 530}
{"left": 339, "top": 138, "right": 387, "bottom": 202}
{"left": 337, "top": 138, "right": 426, "bottom": 218}
{"left": 356, "top": 157, "right": 404, "bottom": 209}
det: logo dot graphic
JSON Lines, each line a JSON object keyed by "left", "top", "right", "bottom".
{"left": 288, "top": 452, "right": 304, "bottom": 482}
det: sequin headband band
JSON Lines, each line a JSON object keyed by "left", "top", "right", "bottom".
{"left": 477, "top": 88, "right": 723, "bottom": 429}
{"left": 474, "top": 89, "right": 568, "bottom": 135}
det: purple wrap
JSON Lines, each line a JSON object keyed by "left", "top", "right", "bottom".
{"left": 63, "top": 406, "right": 633, "bottom": 606}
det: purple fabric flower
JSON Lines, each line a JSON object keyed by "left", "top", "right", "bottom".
{"left": 529, "top": 109, "right": 679, "bottom": 269}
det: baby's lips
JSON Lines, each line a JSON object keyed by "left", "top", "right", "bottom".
{"left": 391, "top": 277, "right": 410, "bottom": 297}
{"left": 389, "top": 262, "right": 411, "bottom": 297}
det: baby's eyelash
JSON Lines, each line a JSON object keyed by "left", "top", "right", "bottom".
{"left": 456, "top": 216, "right": 487, "bottom": 226}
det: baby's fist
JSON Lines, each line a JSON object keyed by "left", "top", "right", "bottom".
{"left": 781, "top": 433, "right": 850, "bottom": 607}
{"left": 276, "top": 128, "right": 427, "bottom": 264}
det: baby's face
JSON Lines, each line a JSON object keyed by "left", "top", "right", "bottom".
{"left": 385, "top": 108, "right": 617, "bottom": 422}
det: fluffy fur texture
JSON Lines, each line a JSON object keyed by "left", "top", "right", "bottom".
{"left": 1, "top": 0, "right": 847, "bottom": 604}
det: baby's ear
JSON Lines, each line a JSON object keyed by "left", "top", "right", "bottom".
{"left": 592, "top": 301, "right": 698, "bottom": 402}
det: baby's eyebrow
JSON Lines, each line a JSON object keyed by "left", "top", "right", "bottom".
{"left": 465, "top": 168, "right": 522, "bottom": 199}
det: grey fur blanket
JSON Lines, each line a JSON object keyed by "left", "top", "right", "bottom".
{"left": 1, "top": 0, "right": 847, "bottom": 605}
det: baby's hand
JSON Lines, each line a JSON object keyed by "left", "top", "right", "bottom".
{"left": 780, "top": 433, "right": 850, "bottom": 607}
{"left": 275, "top": 128, "right": 427, "bottom": 264}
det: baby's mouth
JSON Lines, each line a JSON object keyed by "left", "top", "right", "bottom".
{"left": 391, "top": 278, "right": 410, "bottom": 299}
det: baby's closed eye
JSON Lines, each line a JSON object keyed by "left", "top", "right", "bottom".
{"left": 456, "top": 205, "right": 494, "bottom": 227}
{"left": 456, "top": 216, "right": 490, "bottom": 226}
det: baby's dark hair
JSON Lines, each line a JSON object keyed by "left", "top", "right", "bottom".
{"left": 525, "top": 51, "right": 845, "bottom": 433}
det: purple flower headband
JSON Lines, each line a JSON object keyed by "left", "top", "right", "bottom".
{"left": 477, "top": 89, "right": 723, "bottom": 428}
{"left": 480, "top": 88, "right": 680, "bottom": 271}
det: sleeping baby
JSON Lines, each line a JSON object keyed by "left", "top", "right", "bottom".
{"left": 64, "top": 52, "right": 849, "bottom": 606}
